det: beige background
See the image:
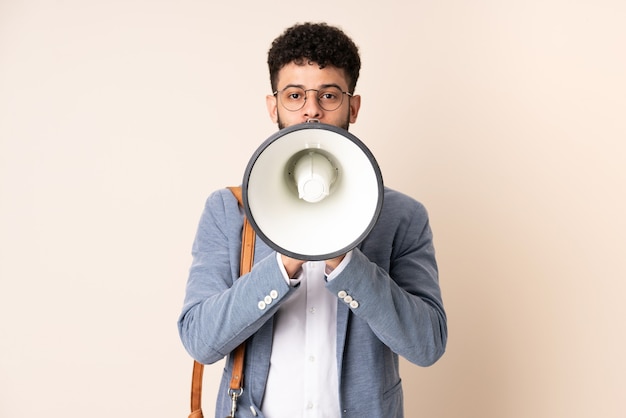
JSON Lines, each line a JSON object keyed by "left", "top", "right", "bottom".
{"left": 1, "top": 1, "right": 624, "bottom": 417}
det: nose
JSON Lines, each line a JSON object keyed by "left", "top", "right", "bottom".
{"left": 302, "top": 91, "right": 322, "bottom": 120}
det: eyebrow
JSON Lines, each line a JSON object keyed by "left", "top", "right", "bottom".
{"left": 281, "top": 83, "right": 344, "bottom": 90}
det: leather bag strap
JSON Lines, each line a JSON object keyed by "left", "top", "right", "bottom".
{"left": 190, "top": 359, "right": 204, "bottom": 413}
{"left": 226, "top": 186, "right": 255, "bottom": 392}
{"left": 189, "top": 186, "right": 256, "bottom": 416}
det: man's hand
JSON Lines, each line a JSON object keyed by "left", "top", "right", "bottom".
{"left": 280, "top": 254, "right": 346, "bottom": 277}
{"left": 324, "top": 254, "right": 346, "bottom": 271}
{"left": 280, "top": 254, "right": 306, "bottom": 278}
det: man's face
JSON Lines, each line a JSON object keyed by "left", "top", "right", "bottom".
{"left": 266, "top": 61, "right": 361, "bottom": 130}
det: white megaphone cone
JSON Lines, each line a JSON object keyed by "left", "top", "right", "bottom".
{"left": 242, "top": 122, "right": 384, "bottom": 261}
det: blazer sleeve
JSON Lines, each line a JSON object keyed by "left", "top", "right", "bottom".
{"left": 177, "top": 189, "right": 291, "bottom": 364}
{"left": 325, "top": 188, "right": 447, "bottom": 366}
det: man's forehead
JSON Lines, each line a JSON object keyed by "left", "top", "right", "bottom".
{"left": 276, "top": 61, "right": 349, "bottom": 87}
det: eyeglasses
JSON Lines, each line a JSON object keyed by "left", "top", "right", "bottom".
{"left": 273, "top": 86, "right": 352, "bottom": 112}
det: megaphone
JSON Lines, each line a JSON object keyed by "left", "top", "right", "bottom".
{"left": 242, "top": 122, "right": 384, "bottom": 261}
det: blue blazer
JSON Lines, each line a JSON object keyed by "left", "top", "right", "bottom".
{"left": 178, "top": 187, "right": 447, "bottom": 418}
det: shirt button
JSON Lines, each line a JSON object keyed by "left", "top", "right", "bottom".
{"left": 350, "top": 300, "right": 360, "bottom": 309}
{"left": 264, "top": 295, "right": 273, "bottom": 304}
{"left": 338, "top": 290, "right": 347, "bottom": 299}
{"left": 257, "top": 301, "right": 266, "bottom": 310}
{"left": 270, "top": 290, "right": 279, "bottom": 299}
{"left": 343, "top": 295, "right": 353, "bottom": 304}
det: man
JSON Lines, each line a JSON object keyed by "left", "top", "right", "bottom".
{"left": 178, "top": 22, "right": 447, "bottom": 418}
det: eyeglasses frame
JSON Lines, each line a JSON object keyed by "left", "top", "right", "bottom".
{"left": 272, "top": 85, "right": 353, "bottom": 112}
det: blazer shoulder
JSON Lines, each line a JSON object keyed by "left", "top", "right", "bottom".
{"left": 382, "top": 186, "right": 429, "bottom": 218}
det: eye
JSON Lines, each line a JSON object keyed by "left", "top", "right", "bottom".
{"left": 281, "top": 88, "right": 305, "bottom": 102}
{"left": 319, "top": 91, "right": 338, "bottom": 100}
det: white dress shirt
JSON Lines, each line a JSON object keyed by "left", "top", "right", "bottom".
{"left": 261, "top": 253, "right": 351, "bottom": 417}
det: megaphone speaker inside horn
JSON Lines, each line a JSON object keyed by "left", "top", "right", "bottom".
{"left": 242, "top": 122, "right": 384, "bottom": 261}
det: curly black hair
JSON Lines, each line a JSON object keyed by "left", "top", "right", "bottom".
{"left": 267, "top": 22, "right": 361, "bottom": 93}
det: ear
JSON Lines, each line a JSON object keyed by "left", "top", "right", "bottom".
{"left": 348, "top": 94, "right": 361, "bottom": 124}
{"left": 266, "top": 94, "right": 278, "bottom": 124}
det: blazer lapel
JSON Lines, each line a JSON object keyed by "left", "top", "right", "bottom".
{"left": 335, "top": 300, "right": 350, "bottom": 387}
